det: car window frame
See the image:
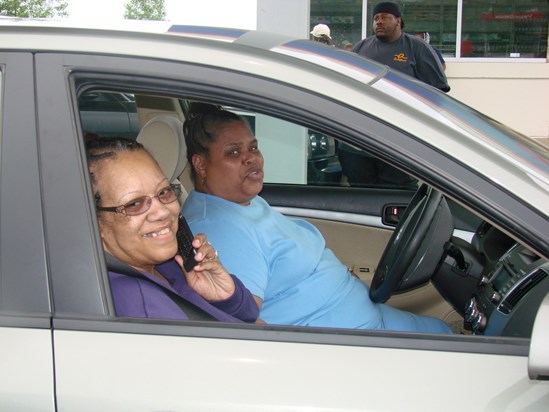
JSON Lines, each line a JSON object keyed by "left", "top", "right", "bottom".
{"left": 0, "top": 52, "right": 51, "bottom": 317}
{"left": 32, "top": 50, "right": 542, "bottom": 356}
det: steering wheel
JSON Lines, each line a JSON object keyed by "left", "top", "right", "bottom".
{"left": 369, "top": 184, "right": 454, "bottom": 303}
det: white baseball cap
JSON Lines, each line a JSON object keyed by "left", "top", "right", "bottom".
{"left": 310, "top": 24, "right": 331, "bottom": 39}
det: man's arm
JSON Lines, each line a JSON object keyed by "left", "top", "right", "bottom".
{"left": 414, "top": 39, "right": 450, "bottom": 92}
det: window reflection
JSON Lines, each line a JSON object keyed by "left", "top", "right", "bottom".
{"left": 462, "top": 0, "right": 548, "bottom": 58}
{"left": 310, "top": 0, "right": 363, "bottom": 49}
{"left": 393, "top": 1, "right": 458, "bottom": 59}
{"left": 310, "top": 0, "right": 548, "bottom": 59}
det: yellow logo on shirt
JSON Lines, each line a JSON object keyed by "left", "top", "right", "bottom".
{"left": 394, "top": 53, "right": 407, "bottom": 62}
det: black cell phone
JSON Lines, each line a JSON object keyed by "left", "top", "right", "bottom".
{"left": 176, "top": 215, "right": 198, "bottom": 272}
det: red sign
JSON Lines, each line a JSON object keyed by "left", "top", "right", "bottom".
{"left": 480, "top": 12, "right": 545, "bottom": 21}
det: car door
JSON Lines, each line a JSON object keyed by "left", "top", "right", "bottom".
{"left": 34, "top": 49, "right": 549, "bottom": 411}
{"left": 0, "top": 52, "right": 55, "bottom": 411}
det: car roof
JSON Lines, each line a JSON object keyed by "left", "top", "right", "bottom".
{"left": 0, "top": 18, "right": 547, "bottom": 216}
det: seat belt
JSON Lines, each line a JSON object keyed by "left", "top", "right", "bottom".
{"left": 105, "top": 253, "right": 217, "bottom": 321}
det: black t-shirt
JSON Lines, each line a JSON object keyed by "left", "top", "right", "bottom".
{"left": 353, "top": 33, "right": 450, "bottom": 92}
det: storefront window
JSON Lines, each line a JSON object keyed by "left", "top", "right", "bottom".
{"left": 396, "top": 1, "right": 458, "bottom": 58}
{"left": 311, "top": 1, "right": 548, "bottom": 59}
{"left": 462, "top": 0, "right": 548, "bottom": 58}
{"left": 310, "top": 0, "right": 363, "bottom": 49}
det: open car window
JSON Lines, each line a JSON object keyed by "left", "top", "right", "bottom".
{"left": 75, "top": 88, "right": 548, "bottom": 342}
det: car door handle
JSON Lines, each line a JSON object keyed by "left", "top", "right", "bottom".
{"left": 382, "top": 204, "right": 407, "bottom": 227}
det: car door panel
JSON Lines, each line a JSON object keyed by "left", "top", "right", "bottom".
{"left": 261, "top": 184, "right": 461, "bottom": 318}
{"left": 52, "top": 319, "right": 547, "bottom": 412}
{"left": 278, "top": 214, "right": 458, "bottom": 321}
{"left": 261, "top": 184, "right": 416, "bottom": 216}
{"left": 306, "top": 216, "right": 391, "bottom": 276}
{"left": 0, "top": 318, "right": 55, "bottom": 412}
{"left": 261, "top": 184, "right": 413, "bottom": 269}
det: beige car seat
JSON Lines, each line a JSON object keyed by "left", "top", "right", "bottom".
{"left": 136, "top": 114, "right": 191, "bottom": 204}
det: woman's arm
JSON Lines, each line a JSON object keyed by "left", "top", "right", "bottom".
{"left": 175, "top": 235, "right": 259, "bottom": 322}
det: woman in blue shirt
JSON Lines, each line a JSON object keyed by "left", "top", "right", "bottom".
{"left": 182, "top": 104, "right": 452, "bottom": 333}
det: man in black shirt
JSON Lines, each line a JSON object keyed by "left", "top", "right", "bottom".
{"left": 353, "top": 1, "right": 450, "bottom": 92}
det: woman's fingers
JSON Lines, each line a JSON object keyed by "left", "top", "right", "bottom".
{"left": 192, "top": 235, "right": 219, "bottom": 262}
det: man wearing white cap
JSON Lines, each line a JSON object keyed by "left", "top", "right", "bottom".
{"left": 310, "top": 23, "right": 334, "bottom": 46}
{"left": 353, "top": 1, "right": 449, "bottom": 92}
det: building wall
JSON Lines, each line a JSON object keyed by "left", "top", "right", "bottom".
{"left": 257, "top": 0, "right": 309, "bottom": 38}
{"left": 445, "top": 60, "right": 549, "bottom": 147}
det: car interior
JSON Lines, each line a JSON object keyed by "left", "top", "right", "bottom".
{"left": 78, "top": 89, "right": 549, "bottom": 338}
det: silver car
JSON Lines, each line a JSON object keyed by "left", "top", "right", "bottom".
{"left": 0, "top": 20, "right": 548, "bottom": 411}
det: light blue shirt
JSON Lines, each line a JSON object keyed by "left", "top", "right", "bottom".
{"left": 183, "top": 191, "right": 452, "bottom": 333}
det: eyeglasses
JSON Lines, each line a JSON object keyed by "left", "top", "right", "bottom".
{"left": 97, "top": 184, "right": 181, "bottom": 216}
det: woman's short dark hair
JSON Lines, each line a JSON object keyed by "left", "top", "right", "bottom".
{"left": 86, "top": 135, "right": 144, "bottom": 163}
{"left": 183, "top": 102, "right": 250, "bottom": 179}
{"left": 85, "top": 135, "right": 146, "bottom": 208}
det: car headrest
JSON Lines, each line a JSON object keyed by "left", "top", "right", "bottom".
{"left": 136, "top": 114, "right": 187, "bottom": 183}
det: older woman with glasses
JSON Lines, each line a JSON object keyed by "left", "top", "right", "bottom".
{"left": 86, "top": 136, "right": 259, "bottom": 322}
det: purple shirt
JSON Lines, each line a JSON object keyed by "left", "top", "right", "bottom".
{"left": 108, "top": 259, "right": 259, "bottom": 322}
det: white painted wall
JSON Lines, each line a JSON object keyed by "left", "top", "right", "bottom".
{"left": 446, "top": 60, "right": 549, "bottom": 145}
{"left": 256, "top": 0, "right": 310, "bottom": 184}
{"left": 256, "top": 115, "right": 309, "bottom": 184}
{"left": 257, "top": 0, "right": 309, "bottom": 38}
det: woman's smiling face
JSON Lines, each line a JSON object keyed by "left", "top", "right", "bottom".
{"left": 94, "top": 149, "right": 180, "bottom": 273}
{"left": 193, "top": 120, "right": 264, "bottom": 205}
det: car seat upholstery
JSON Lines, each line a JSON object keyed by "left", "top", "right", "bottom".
{"left": 136, "top": 114, "right": 189, "bottom": 203}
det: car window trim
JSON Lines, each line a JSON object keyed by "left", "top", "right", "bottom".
{"left": 53, "top": 317, "right": 530, "bottom": 357}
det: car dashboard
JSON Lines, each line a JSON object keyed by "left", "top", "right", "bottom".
{"left": 434, "top": 222, "right": 549, "bottom": 337}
